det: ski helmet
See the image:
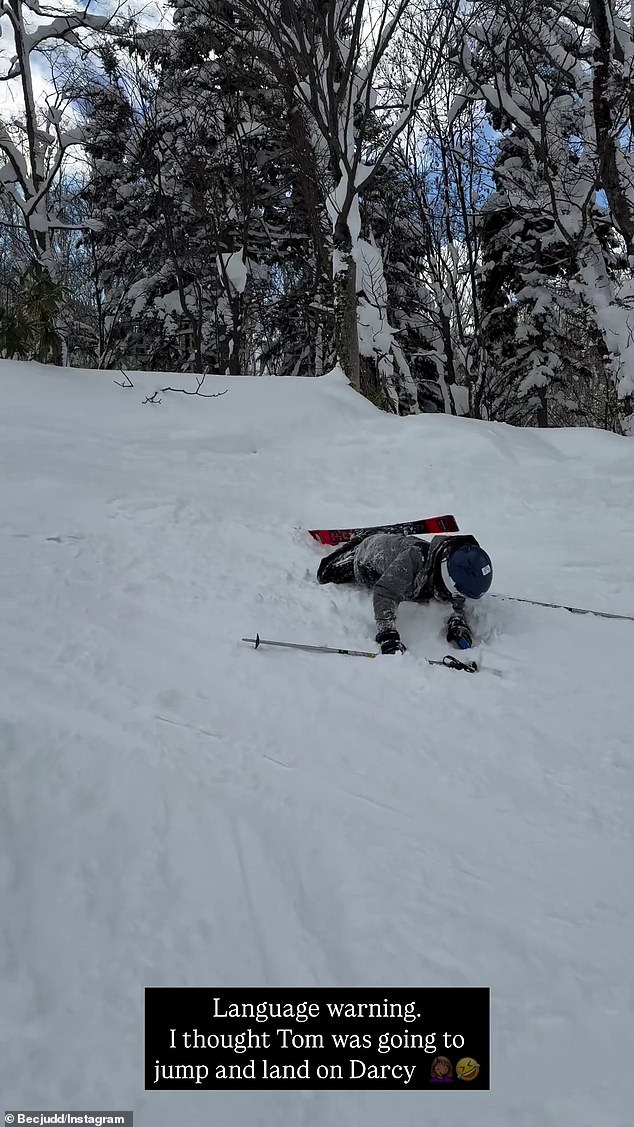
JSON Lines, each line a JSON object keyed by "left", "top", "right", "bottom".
{"left": 441, "top": 544, "right": 493, "bottom": 599}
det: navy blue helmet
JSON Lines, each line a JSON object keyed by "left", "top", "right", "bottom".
{"left": 441, "top": 545, "right": 493, "bottom": 600}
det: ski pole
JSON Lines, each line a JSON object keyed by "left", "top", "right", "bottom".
{"left": 242, "top": 634, "right": 378, "bottom": 658}
{"left": 491, "top": 593, "right": 634, "bottom": 622}
{"left": 243, "top": 635, "right": 480, "bottom": 671}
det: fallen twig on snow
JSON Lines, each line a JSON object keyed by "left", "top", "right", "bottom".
{"left": 142, "top": 373, "right": 228, "bottom": 404}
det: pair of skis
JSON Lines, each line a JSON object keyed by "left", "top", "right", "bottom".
{"left": 308, "top": 513, "right": 459, "bottom": 545}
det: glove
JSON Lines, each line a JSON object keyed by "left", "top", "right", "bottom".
{"left": 446, "top": 614, "right": 473, "bottom": 650}
{"left": 376, "top": 628, "right": 406, "bottom": 655}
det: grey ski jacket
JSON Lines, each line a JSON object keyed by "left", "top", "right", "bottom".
{"left": 353, "top": 532, "right": 480, "bottom": 633}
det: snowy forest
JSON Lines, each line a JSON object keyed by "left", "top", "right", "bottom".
{"left": 2, "top": 0, "right": 634, "bottom": 431}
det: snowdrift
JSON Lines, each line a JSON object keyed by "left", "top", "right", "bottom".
{"left": 1, "top": 360, "right": 632, "bottom": 1126}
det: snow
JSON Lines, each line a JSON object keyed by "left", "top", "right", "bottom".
{"left": 155, "top": 289, "right": 185, "bottom": 317}
{"left": 218, "top": 251, "right": 248, "bottom": 296}
{"left": 1, "top": 359, "right": 633, "bottom": 1125}
{"left": 356, "top": 237, "right": 396, "bottom": 372}
{"left": 25, "top": 209, "right": 51, "bottom": 232}
{"left": 447, "top": 93, "right": 470, "bottom": 128}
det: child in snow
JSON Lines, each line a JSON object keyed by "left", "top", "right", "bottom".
{"left": 317, "top": 532, "right": 493, "bottom": 654}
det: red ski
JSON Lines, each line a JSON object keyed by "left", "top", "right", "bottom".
{"left": 309, "top": 514, "right": 459, "bottom": 546}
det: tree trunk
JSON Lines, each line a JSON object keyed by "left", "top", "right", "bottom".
{"left": 359, "top": 354, "right": 393, "bottom": 411}
{"left": 590, "top": 0, "right": 634, "bottom": 258}
{"left": 333, "top": 245, "right": 360, "bottom": 390}
{"left": 228, "top": 293, "right": 243, "bottom": 375}
{"left": 314, "top": 319, "right": 324, "bottom": 378}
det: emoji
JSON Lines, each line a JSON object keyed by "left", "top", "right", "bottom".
{"left": 430, "top": 1056, "right": 454, "bottom": 1082}
{"left": 456, "top": 1057, "right": 480, "bottom": 1081}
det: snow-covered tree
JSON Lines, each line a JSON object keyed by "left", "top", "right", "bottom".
{"left": 0, "top": 0, "right": 118, "bottom": 359}
{"left": 0, "top": 1, "right": 89, "bottom": 267}
{"left": 455, "top": 0, "right": 634, "bottom": 428}
{"left": 81, "top": 8, "right": 329, "bottom": 374}
{"left": 198, "top": 0, "right": 458, "bottom": 406}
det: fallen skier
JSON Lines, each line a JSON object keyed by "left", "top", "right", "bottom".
{"left": 317, "top": 532, "right": 493, "bottom": 654}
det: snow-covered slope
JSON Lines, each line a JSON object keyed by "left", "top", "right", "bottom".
{"left": 1, "top": 361, "right": 632, "bottom": 1126}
